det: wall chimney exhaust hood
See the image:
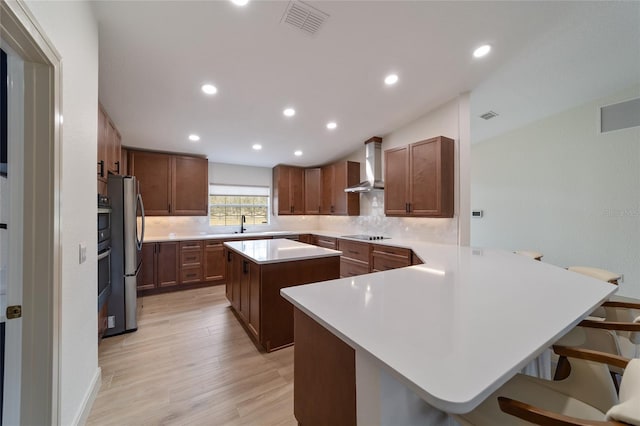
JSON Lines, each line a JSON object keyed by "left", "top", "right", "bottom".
{"left": 344, "top": 137, "right": 384, "bottom": 193}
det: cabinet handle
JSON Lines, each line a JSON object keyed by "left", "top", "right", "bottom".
{"left": 168, "top": 203, "right": 171, "bottom": 212}
{"left": 348, "top": 250, "right": 359, "bottom": 254}
{"left": 227, "top": 251, "right": 232, "bottom": 262}
{"left": 158, "top": 244, "right": 161, "bottom": 253}
{"left": 98, "top": 160, "right": 105, "bottom": 178}
{"left": 243, "top": 260, "right": 249, "bottom": 274}
{"left": 115, "top": 161, "right": 120, "bottom": 174}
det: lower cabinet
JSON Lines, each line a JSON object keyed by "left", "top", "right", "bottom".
{"left": 137, "top": 241, "right": 179, "bottom": 292}
{"left": 371, "top": 244, "right": 412, "bottom": 272}
{"left": 137, "top": 239, "right": 226, "bottom": 295}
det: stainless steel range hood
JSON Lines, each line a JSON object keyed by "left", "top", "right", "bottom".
{"left": 344, "top": 137, "right": 384, "bottom": 193}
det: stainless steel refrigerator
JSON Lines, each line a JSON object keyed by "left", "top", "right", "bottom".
{"left": 105, "top": 175, "right": 145, "bottom": 336}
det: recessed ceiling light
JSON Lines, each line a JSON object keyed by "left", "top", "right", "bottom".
{"left": 188, "top": 134, "right": 200, "bottom": 142}
{"left": 384, "top": 74, "right": 399, "bottom": 85}
{"left": 201, "top": 84, "right": 217, "bottom": 95}
{"left": 294, "top": 150, "right": 303, "bottom": 156}
{"left": 326, "top": 121, "right": 337, "bottom": 130}
{"left": 252, "top": 144, "right": 262, "bottom": 150}
{"left": 283, "top": 108, "right": 296, "bottom": 117}
{"left": 473, "top": 44, "right": 491, "bottom": 58}
{"left": 230, "top": 0, "right": 249, "bottom": 6}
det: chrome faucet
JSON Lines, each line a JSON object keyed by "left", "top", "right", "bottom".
{"left": 240, "top": 215, "right": 246, "bottom": 233}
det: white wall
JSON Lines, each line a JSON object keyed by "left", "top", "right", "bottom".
{"left": 471, "top": 86, "right": 640, "bottom": 298}
{"left": 23, "top": 1, "right": 100, "bottom": 424}
{"left": 320, "top": 95, "right": 470, "bottom": 245}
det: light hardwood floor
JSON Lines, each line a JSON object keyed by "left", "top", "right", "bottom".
{"left": 87, "top": 286, "right": 296, "bottom": 426}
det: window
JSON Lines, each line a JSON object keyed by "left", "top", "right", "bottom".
{"left": 209, "top": 184, "right": 270, "bottom": 226}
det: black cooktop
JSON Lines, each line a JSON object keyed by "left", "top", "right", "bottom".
{"left": 341, "top": 234, "right": 389, "bottom": 241}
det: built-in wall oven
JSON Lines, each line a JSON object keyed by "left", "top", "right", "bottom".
{"left": 98, "top": 195, "right": 112, "bottom": 311}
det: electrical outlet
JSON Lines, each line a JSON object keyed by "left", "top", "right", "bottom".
{"left": 619, "top": 274, "right": 624, "bottom": 283}
{"left": 79, "top": 243, "right": 87, "bottom": 264}
{"left": 107, "top": 316, "right": 115, "bottom": 328}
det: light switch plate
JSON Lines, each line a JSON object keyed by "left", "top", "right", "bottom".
{"left": 79, "top": 243, "right": 87, "bottom": 264}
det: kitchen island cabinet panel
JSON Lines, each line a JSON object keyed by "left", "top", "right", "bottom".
{"left": 225, "top": 239, "right": 340, "bottom": 352}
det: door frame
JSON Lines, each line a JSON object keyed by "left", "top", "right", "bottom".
{"left": 0, "top": 1, "right": 62, "bottom": 424}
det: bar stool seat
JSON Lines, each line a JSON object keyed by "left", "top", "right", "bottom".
{"left": 514, "top": 250, "right": 543, "bottom": 261}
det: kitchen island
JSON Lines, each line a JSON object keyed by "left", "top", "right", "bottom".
{"left": 224, "top": 238, "right": 341, "bottom": 352}
{"left": 281, "top": 243, "right": 617, "bottom": 425}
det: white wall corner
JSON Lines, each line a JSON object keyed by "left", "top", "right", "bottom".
{"left": 72, "top": 367, "right": 101, "bottom": 426}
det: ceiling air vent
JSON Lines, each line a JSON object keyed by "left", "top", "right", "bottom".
{"left": 281, "top": 1, "right": 329, "bottom": 36}
{"left": 479, "top": 111, "right": 499, "bottom": 120}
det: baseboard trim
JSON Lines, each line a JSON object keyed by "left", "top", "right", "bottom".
{"left": 73, "top": 367, "right": 101, "bottom": 426}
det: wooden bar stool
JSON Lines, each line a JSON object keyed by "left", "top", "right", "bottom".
{"left": 514, "top": 250, "right": 543, "bottom": 261}
{"left": 567, "top": 266, "right": 622, "bottom": 285}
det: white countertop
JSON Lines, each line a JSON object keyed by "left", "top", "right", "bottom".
{"left": 224, "top": 238, "right": 341, "bottom": 265}
{"left": 280, "top": 243, "right": 617, "bottom": 414}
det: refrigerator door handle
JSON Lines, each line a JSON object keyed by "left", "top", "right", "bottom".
{"left": 137, "top": 193, "right": 145, "bottom": 250}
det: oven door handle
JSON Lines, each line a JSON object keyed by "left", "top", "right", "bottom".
{"left": 98, "top": 248, "right": 112, "bottom": 261}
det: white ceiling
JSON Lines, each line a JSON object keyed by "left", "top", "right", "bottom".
{"left": 93, "top": 1, "right": 640, "bottom": 168}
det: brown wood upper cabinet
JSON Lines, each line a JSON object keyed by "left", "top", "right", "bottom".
{"left": 128, "top": 149, "right": 208, "bottom": 216}
{"left": 304, "top": 168, "right": 321, "bottom": 214}
{"left": 320, "top": 161, "right": 360, "bottom": 216}
{"left": 384, "top": 136, "right": 454, "bottom": 218}
{"left": 98, "top": 103, "right": 123, "bottom": 195}
{"left": 273, "top": 165, "right": 305, "bottom": 215}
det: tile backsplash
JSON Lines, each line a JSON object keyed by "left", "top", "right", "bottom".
{"left": 143, "top": 192, "right": 457, "bottom": 244}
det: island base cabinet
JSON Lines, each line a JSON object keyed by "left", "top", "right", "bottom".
{"left": 225, "top": 253, "right": 340, "bottom": 352}
{"left": 294, "top": 308, "right": 356, "bottom": 426}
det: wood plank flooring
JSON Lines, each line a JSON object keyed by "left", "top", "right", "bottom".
{"left": 87, "top": 286, "right": 296, "bottom": 426}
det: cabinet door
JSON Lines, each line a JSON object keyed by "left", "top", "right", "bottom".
{"left": 106, "top": 120, "right": 121, "bottom": 175}
{"left": 225, "top": 249, "right": 236, "bottom": 305}
{"left": 273, "top": 166, "right": 292, "bottom": 215}
{"left": 320, "top": 164, "right": 334, "bottom": 214}
{"left": 331, "top": 161, "right": 360, "bottom": 216}
{"left": 129, "top": 150, "right": 172, "bottom": 215}
{"left": 205, "top": 240, "right": 225, "bottom": 282}
{"left": 384, "top": 146, "right": 409, "bottom": 216}
{"left": 137, "top": 243, "right": 156, "bottom": 291}
{"left": 239, "top": 259, "right": 251, "bottom": 321}
{"left": 248, "top": 261, "right": 261, "bottom": 338}
{"left": 304, "top": 168, "right": 321, "bottom": 214}
{"left": 97, "top": 106, "right": 108, "bottom": 194}
{"left": 173, "top": 155, "right": 208, "bottom": 216}
{"left": 408, "top": 139, "right": 439, "bottom": 216}
{"left": 157, "top": 242, "right": 179, "bottom": 287}
{"left": 290, "top": 166, "right": 305, "bottom": 214}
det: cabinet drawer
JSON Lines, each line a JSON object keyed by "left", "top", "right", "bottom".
{"left": 338, "top": 239, "right": 370, "bottom": 263}
{"left": 205, "top": 239, "right": 223, "bottom": 248}
{"left": 371, "top": 244, "right": 411, "bottom": 259}
{"left": 371, "top": 244, "right": 412, "bottom": 272}
{"left": 180, "top": 240, "right": 203, "bottom": 251}
{"left": 314, "top": 235, "right": 337, "bottom": 249}
{"left": 181, "top": 266, "right": 202, "bottom": 284}
{"left": 372, "top": 254, "right": 411, "bottom": 271}
{"left": 340, "top": 258, "right": 369, "bottom": 278}
{"left": 181, "top": 249, "right": 202, "bottom": 266}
